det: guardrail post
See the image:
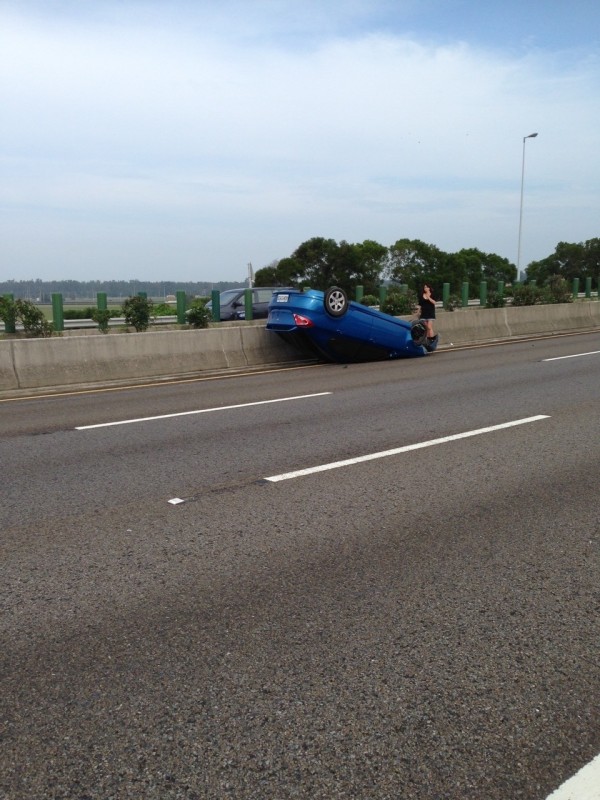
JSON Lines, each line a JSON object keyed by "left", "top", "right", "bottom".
{"left": 461, "top": 282, "right": 469, "bottom": 308}
{"left": 355, "top": 285, "right": 364, "bottom": 302}
{"left": 176, "top": 290, "right": 186, "bottom": 324}
{"left": 97, "top": 292, "right": 107, "bottom": 311}
{"left": 584, "top": 277, "right": 591, "bottom": 299}
{"left": 480, "top": 280, "right": 487, "bottom": 306}
{"left": 379, "top": 285, "right": 387, "bottom": 306}
{"left": 244, "top": 288, "right": 253, "bottom": 320}
{"left": 51, "top": 293, "right": 64, "bottom": 332}
{"left": 2, "top": 293, "right": 16, "bottom": 333}
{"left": 442, "top": 283, "right": 450, "bottom": 307}
{"left": 211, "top": 289, "right": 220, "bottom": 322}
{"left": 572, "top": 277, "right": 579, "bottom": 299}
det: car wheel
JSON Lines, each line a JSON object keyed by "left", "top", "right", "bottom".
{"left": 411, "top": 320, "right": 428, "bottom": 345}
{"left": 324, "top": 287, "right": 348, "bottom": 317}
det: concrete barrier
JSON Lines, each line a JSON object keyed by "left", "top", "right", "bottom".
{"left": 1, "top": 303, "right": 599, "bottom": 396}
{"left": 0, "top": 324, "right": 303, "bottom": 395}
{"left": 435, "top": 302, "right": 600, "bottom": 345}
{"left": 0, "top": 339, "right": 18, "bottom": 391}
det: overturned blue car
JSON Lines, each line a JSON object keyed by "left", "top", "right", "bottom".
{"left": 266, "top": 286, "right": 438, "bottom": 363}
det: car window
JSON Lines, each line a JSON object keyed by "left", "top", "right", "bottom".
{"left": 218, "top": 290, "right": 243, "bottom": 304}
{"left": 255, "top": 289, "right": 275, "bottom": 302}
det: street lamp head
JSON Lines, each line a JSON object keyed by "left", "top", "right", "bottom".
{"left": 525, "top": 132, "right": 538, "bottom": 139}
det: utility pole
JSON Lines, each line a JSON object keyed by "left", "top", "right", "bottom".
{"left": 517, "top": 132, "right": 538, "bottom": 277}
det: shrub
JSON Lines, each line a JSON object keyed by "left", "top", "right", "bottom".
{"left": 186, "top": 300, "right": 212, "bottom": 328}
{"left": 0, "top": 296, "right": 17, "bottom": 331}
{"left": 1, "top": 297, "right": 54, "bottom": 336}
{"left": 486, "top": 291, "right": 506, "bottom": 308}
{"left": 381, "top": 287, "right": 418, "bottom": 316}
{"left": 122, "top": 295, "right": 154, "bottom": 331}
{"left": 91, "top": 308, "right": 112, "bottom": 333}
{"left": 545, "top": 275, "right": 572, "bottom": 304}
{"left": 444, "top": 293, "right": 462, "bottom": 311}
{"left": 359, "top": 294, "right": 379, "bottom": 307}
{"left": 153, "top": 302, "right": 178, "bottom": 316}
{"left": 63, "top": 307, "right": 94, "bottom": 319}
{"left": 16, "top": 300, "right": 54, "bottom": 337}
{"left": 511, "top": 284, "right": 546, "bottom": 306}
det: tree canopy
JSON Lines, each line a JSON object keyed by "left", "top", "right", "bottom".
{"left": 526, "top": 238, "right": 600, "bottom": 285}
{"left": 255, "top": 237, "right": 520, "bottom": 297}
{"left": 254, "top": 237, "right": 388, "bottom": 295}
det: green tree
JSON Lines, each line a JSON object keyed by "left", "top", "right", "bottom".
{"left": 527, "top": 239, "right": 600, "bottom": 285}
{"left": 291, "top": 237, "right": 341, "bottom": 289}
{"left": 387, "top": 239, "right": 446, "bottom": 294}
{"left": 448, "top": 248, "right": 516, "bottom": 293}
{"left": 254, "top": 257, "right": 303, "bottom": 288}
{"left": 255, "top": 237, "right": 388, "bottom": 295}
{"left": 350, "top": 239, "right": 388, "bottom": 295}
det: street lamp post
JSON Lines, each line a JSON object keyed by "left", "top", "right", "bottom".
{"left": 517, "top": 132, "right": 538, "bottom": 277}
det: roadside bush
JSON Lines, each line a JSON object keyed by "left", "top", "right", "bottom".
{"left": 359, "top": 294, "right": 379, "bottom": 307}
{"left": 0, "top": 298, "right": 54, "bottom": 337}
{"left": 511, "top": 284, "right": 546, "bottom": 306}
{"left": 153, "top": 302, "right": 178, "bottom": 316}
{"left": 91, "top": 308, "right": 112, "bottom": 333}
{"left": 63, "top": 307, "right": 94, "bottom": 320}
{"left": 381, "top": 287, "right": 418, "bottom": 316}
{"left": 545, "top": 275, "right": 572, "bottom": 304}
{"left": 186, "top": 299, "right": 212, "bottom": 328}
{"left": 122, "top": 295, "right": 154, "bottom": 332}
{"left": 63, "top": 306, "right": 122, "bottom": 320}
{"left": 444, "top": 293, "right": 462, "bottom": 311}
{"left": 17, "top": 300, "right": 54, "bottom": 337}
{"left": 486, "top": 291, "right": 506, "bottom": 308}
{"left": 0, "top": 295, "right": 17, "bottom": 331}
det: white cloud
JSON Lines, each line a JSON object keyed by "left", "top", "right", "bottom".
{"left": 1, "top": 2, "right": 599, "bottom": 280}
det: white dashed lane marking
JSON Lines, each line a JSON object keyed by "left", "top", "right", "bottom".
{"left": 264, "top": 415, "right": 550, "bottom": 483}
{"left": 76, "top": 392, "right": 332, "bottom": 430}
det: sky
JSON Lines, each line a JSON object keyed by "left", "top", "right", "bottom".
{"left": 1, "top": 0, "right": 599, "bottom": 283}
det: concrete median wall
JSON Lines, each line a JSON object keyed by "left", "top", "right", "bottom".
{"left": 0, "top": 325, "right": 302, "bottom": 395}
{"left": 435, "top": 301, "right": 600, "bottom": 344}
{"left": 0, "top": 302, "right": 599, "bottom": 396}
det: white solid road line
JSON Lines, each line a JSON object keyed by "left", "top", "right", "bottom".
{"left": 75, "top": 392, "right": 332, "bottom": 429}
{"left": 543, "top": 350, "right": 600, "bottom": 361}
{"left": 265, "top": 415, "right": 550, "bottom": 482}
{"left": 545, "top": 753, "right": 600, "bottom": 799}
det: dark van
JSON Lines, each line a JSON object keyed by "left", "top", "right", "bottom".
{"left": 206, "top": 287, "right": 290, "bottom": 321}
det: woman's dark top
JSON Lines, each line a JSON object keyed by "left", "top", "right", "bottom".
{"left": 418, "top": 291, "right": 436, "bottom": 319}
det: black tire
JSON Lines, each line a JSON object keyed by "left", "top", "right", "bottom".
{"left": 411, "top": 320, "right": 428, "bottom": 346}
{"left": 324, "top": 287, "right": 348, "bottom": 317}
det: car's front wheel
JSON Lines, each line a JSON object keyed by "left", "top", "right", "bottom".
{"left": 324, "top": 287, "right": 348, "bottom": 317}
{"left": 411, "top": 320, "right": 428, "bottom": 345}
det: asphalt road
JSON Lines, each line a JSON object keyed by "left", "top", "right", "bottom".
{"left": 2, "top": 334, "right": 599, "bottom": 799}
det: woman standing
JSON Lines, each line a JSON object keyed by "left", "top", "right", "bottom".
{"left": 418, "top": 284, "right": 437, "bottom": 342}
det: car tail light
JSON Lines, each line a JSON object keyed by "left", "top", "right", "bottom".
{"left": 293, "top": 313, "right": 314, "bottom": 327}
